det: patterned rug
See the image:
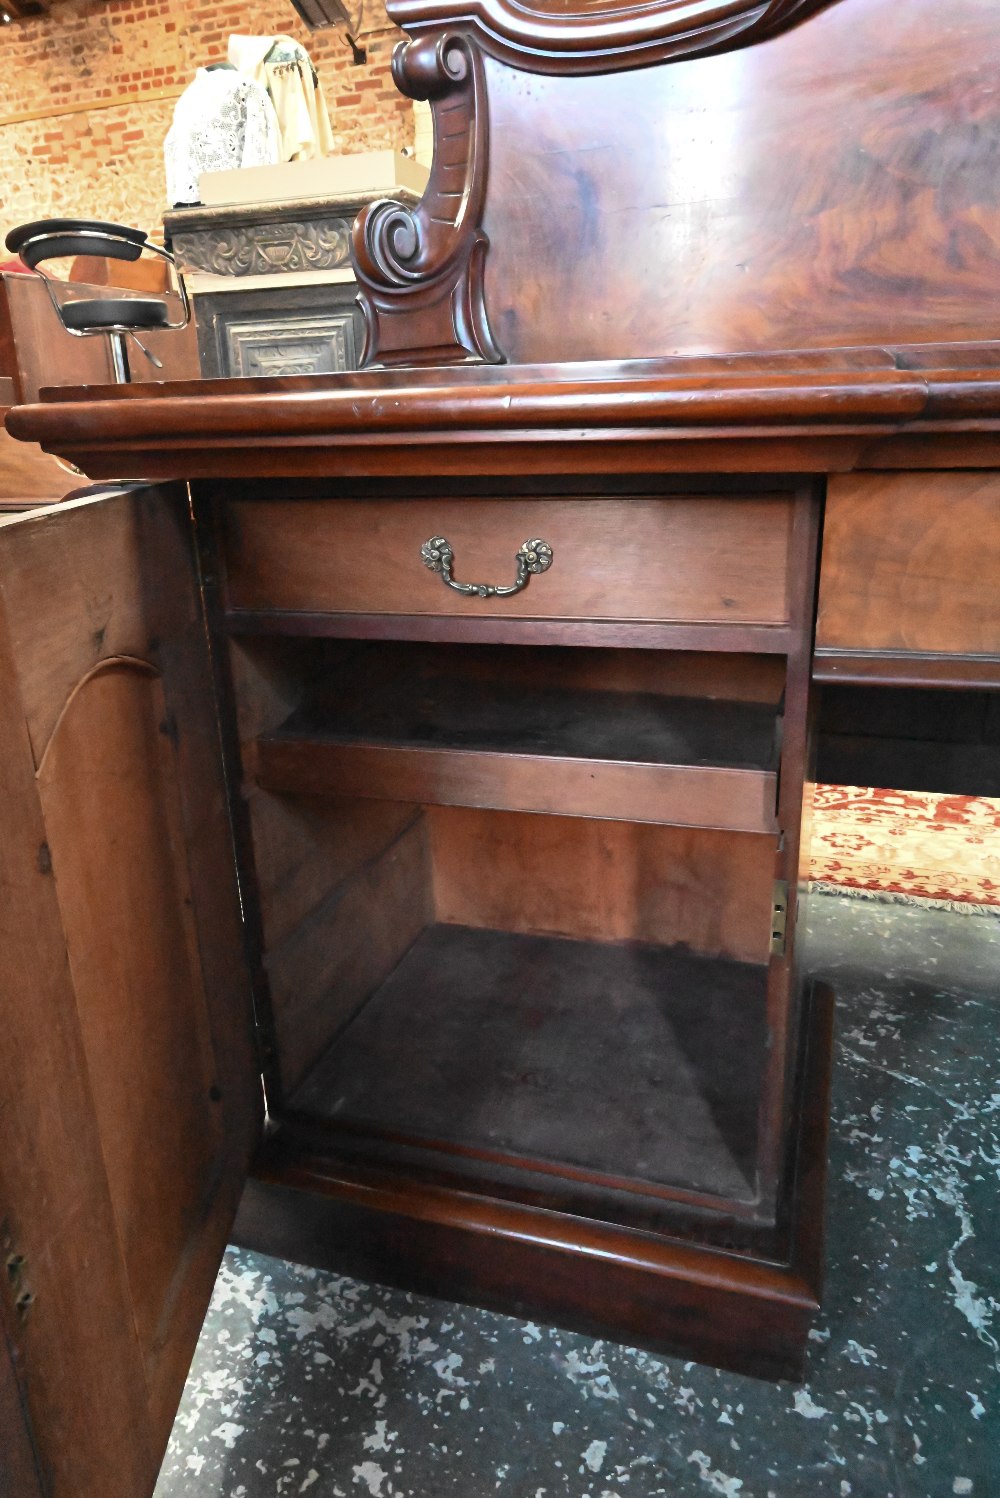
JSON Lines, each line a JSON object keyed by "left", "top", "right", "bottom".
{"left": 809, "top": 785, "right": 1000, "bottom": 912}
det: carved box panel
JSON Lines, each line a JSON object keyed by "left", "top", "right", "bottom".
{"left": 226, "top": 315, "right": 357, "bottom": 379}
{"left": 194, "top": 285, "right": 362, "bottom": 379}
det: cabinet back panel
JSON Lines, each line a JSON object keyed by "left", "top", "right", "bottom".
{"left": 443, "top": 645, "right": 785, "bottom": 702}
{"left": 297, "top": 640, "right": 787, "bottom": 704}
{"left": 429, "top": 807, "right": 774, "bottom": 965}
{"left": 222, "top": 496, "right": 795, "bottom": 625}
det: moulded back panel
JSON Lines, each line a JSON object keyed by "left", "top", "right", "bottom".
{"left": 482, "top": 0, "right": 1000, "bottom": 362}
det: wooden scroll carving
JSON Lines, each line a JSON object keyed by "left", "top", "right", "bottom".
{"left": 352, "top": 32, "right": 499, "bottom": 369}
{"left": 390, "top": 0, "right": 833, "bottom": 74}
{"left": 351, "top": 0, "right": 837, "bottom": 367}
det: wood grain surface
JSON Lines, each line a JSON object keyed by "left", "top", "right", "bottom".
{"left": 267, "top": 814, "right": 433, "bottom": 1093}
{"left": 813, "top": 650, "right": 1000, "bottom": 690}
{"left": 483, "top": 0, "right": 1000, "bottom": 362}
{"left": 0, "top": 1307, "right": 44, "bottom": 1498}
{"left": 35, "top": 659, "right": 228, "bottom": 1425}
{"left": 258, "top": 740, "right": 779, "bottom": 834}
{"left": 0, "top": 486, "right": 259, "bottom": 1494}
{"left": 247, "top": 788, "right": 420, "bottom": 949}
{"left": 429, "top": 806, "right": 775, "bottom": 964}
{"left": 0, "top": 589, "right": 159, "bottom": 1498}
{"left": 221, "top": 494, "right": 795, "bottom": 625}
{"left": 817, "top": 471, "right": 1000, "bottom": 655}
{"left": 0, "top": 419, "right": 72, "bottom": 509}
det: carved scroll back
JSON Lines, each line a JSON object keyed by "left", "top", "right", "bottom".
{"left": 352, "top": 32, "right": 500, "bottom": 368}
{"left": 350, "top": 0, "right": 840, "bottom": 368}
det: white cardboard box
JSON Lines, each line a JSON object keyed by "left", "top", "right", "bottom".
{"left": 197, "top": 150, "right": 429, "bottom": 207}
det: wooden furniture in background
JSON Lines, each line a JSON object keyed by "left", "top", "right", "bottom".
{"left": 68, "top": 253, "right": 172, "bottom": 291}
{"left": 166, "top": 195, "right": 368, "bottom": 379}
{"left": 4, "top": 0, "right": 1000, "bottom": 1493}
{"left": 0, "top": 270, "right": 199, "bottom": 404}
{"left": 0, "top": 278, "right": 78, "bottom": 508}
{"left": 0, "top": 375, "right": 71, "bottom": 510}
{"left": 0, "top": 269, "right": 200, "bottom": 509}
{"left": 163, "top": 158, "right": 428, "bottom": 378}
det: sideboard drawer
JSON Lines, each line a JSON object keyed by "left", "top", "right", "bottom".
{"left": 817, "top": 472, "right": 1000, "bottom": 656}
{"left": 221, "top": 494, "right": 796, "bottom": 625}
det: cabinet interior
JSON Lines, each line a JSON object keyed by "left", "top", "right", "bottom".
{"left": 228, "top": 635, "right": 791, "bottom": 1234}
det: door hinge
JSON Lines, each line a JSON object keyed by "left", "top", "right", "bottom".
{"left": 770, "top": 880, "right": 789, "bottom": 957}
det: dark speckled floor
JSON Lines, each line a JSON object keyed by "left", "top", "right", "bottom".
{"left": 153, "top": 895, "right": 1000, "bottom": 1498}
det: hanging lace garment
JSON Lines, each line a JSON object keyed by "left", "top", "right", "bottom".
{"left": 164, "top": 67, "right": 281, "bottom": 206}
{"left": 228, "top": 34, "right": 335, "bottom": 163}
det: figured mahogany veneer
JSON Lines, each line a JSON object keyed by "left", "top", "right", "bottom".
{"left": 482, "top": 0, "right": 1000, "bottom": 368}
{"left": 818, "top": 472, "right": 1000, "bottom": 659}
{"left": 349, "top": 0, "right": 1000, "bottom": 368}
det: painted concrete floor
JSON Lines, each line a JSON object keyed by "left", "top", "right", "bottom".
{"left": 153, "top": 894, "right": 1000, "bottom": 1498}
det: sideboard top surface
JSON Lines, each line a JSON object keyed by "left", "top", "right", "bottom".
{"left": 8, "top": 0, "right": 1000, "bottom": 474}
{"left": 7, "top": 340, "right": 1000, "bottom": 480}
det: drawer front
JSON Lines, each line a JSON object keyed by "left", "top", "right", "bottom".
{"left": 818, "top": 472, "right": 1000, "bottom": 656}
{"left": 222, "top": 495, "right": 795, "bottom": 624}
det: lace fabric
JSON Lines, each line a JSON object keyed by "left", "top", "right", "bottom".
{"left": 228, "top": 34, "right": 336, "bottom": 163}
{"left": 163, "top": 68, "right": 281, "bottom": 206}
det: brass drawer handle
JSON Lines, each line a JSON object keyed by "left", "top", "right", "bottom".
{"left": 421, "top": 536, "right": 553, "bottom": 598}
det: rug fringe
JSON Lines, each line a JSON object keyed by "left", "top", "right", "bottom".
{"left": 808, "top": 881, "right": 1000, "bottom": 917}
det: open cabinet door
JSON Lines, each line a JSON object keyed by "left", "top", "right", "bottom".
{"left": 0, "top": 486, "right": 262, "bottom": 1498}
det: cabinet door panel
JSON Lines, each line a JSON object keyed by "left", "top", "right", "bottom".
{"left": 0, "top": 487, "right": 261, "bottom": 1498}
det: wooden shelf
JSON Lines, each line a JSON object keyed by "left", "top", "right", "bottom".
{"left": 225, "top": 610, "right": 796, "bottom": 655}
{"left": 287, "top": 923, "right": 769, "bottom": 1211}
{"left": 257, "top": 672, "right": 780, "bottom": 833}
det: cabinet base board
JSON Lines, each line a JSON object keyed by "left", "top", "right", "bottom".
{"left": 234, "top": 986, "right": 833, "bottom": 1383}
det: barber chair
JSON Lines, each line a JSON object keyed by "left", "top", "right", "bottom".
{"left": 4, "top": 218, "right": 190, "bottom": 383}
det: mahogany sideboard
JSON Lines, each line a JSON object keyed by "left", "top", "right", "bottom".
{"left": 4, "top": 0, "right": 1000, "bottom": 1493}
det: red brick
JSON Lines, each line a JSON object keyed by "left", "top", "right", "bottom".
{"left": 1, "top": 0, "right": 413, "bottom": 247}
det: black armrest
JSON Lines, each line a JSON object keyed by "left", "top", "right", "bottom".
{"left": 5, "top": 219, "right": 149, "bottom": 269}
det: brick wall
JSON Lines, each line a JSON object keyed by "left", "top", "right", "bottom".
{"left": 0, "top": 0, "right": 413, "bottom": 249}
